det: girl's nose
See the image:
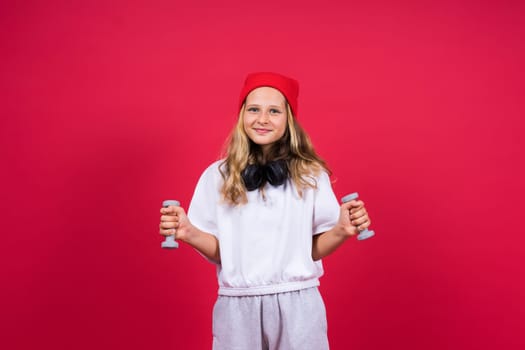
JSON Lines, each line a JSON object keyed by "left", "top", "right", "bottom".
{"left": 257, "top": 110, "right": 270, "bottom": 124}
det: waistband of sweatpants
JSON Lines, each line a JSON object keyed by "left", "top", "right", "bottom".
{"left": 217, "top": 278, "right": 320, "bottom": 296}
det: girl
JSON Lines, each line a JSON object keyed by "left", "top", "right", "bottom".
{"left": 159, "top": 72, "right": 371, "bottom": 350}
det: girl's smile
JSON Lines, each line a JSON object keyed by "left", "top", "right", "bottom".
{"left": 254, "top": 128, "right": 272, "bottom": 134}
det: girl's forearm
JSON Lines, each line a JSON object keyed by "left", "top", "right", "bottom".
{"left": 312, "top": 225, "right": 351, "bottom": 261}
{"left": 183, "top": 227, "right": 221, "bottom": 264}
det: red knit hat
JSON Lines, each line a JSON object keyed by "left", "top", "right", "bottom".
{"left": 238, "top": 72, "right": 299, "bottom": 116}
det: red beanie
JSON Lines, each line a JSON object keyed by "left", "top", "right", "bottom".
{"left": 238, "top": 72, "right": 299, "bottom": 116}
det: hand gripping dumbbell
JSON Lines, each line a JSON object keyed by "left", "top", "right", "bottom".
{"left": 341, "top": 192, "right": 375, "bottom": 241}
{"left": 161, "top": 200, "right": 180, "bottom": 249}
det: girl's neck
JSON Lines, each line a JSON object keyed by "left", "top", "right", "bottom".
{"left": 260, "top": 145, "right": 271, "bottom": 162}
{"left": 251, "top": 140, "right": 287, "bottom": 164}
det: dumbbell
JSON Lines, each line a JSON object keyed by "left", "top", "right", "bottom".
{"left": 161, "top": 200, "right": 180, "bottom": 249}
{"left": 341, "top": 192, "right": 375, "bottom": 241}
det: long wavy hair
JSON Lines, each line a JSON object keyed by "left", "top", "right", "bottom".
{"left": 219, "top": 103, "right": 330, "bottom": 205}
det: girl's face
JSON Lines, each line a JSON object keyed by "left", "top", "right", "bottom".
{"left": 243, "top": 87, "right": 288, "bottom": 155}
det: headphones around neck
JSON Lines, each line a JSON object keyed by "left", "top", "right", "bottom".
{"left": 241, "top": 159, "right": 289, "bottom": 191}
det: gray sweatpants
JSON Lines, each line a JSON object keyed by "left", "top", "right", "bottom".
{"left": 212, "top": 287, "right": 329, "bottom": 350}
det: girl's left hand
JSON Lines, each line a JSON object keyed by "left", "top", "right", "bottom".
{"left": 339, "top": 200, "right": 371, "bottom": 237}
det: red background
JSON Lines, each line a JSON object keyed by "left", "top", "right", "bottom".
{"left": 1, "top": 0, "right": 524, "bottom": 349}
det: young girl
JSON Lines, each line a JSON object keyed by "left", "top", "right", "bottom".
{"left": 159, "top": 72, "right": 371, "bottom": 350}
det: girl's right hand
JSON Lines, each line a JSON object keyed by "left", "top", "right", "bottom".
{"left": 159, "top": 205, "right": 193, "bottom": 242}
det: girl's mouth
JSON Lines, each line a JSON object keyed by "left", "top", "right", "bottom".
{"left": 254, "top": 128, "right": 271, "bottom": 135}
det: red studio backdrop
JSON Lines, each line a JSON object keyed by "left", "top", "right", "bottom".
{"left": 1, "top": 1, "right": 524, "bottom": 349}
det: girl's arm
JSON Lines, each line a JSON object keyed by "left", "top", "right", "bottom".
{"left": 312, "top": 200, "right": 370, "bottom": 261}
{"left": 160, "top": 205, "right": 221, "bottom": 264}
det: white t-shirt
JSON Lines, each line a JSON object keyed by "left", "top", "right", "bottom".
{"left": 187, "top": 160, "right": 340, "bottom": 296}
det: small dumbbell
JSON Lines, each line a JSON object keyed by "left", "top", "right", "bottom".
{"left": 161, "top": 200, "right": 180, "bottom": 249}
{"left": 341, "top": 192, "right": 375, "bottom": 241}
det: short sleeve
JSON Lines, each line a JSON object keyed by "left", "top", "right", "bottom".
{"left": 187, "top": 161, "right": 222, "bottom": 236}
{"left": 312, "top": 171, "right": 340, "bottom": 235}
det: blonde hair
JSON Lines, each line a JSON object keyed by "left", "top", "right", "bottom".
{"left": 219, "top": 103, "right": 330, "bottom": 205}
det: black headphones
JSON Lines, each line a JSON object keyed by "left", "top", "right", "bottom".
{"left": 241, "top": 159, "right": 289, "bottom": 191}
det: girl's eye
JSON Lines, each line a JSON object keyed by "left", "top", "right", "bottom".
{"left": 270, "top": 109, "right": 281, "bottom": 114}
{"left": 247, "top": 107, "right": 259, "bottom": 113}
